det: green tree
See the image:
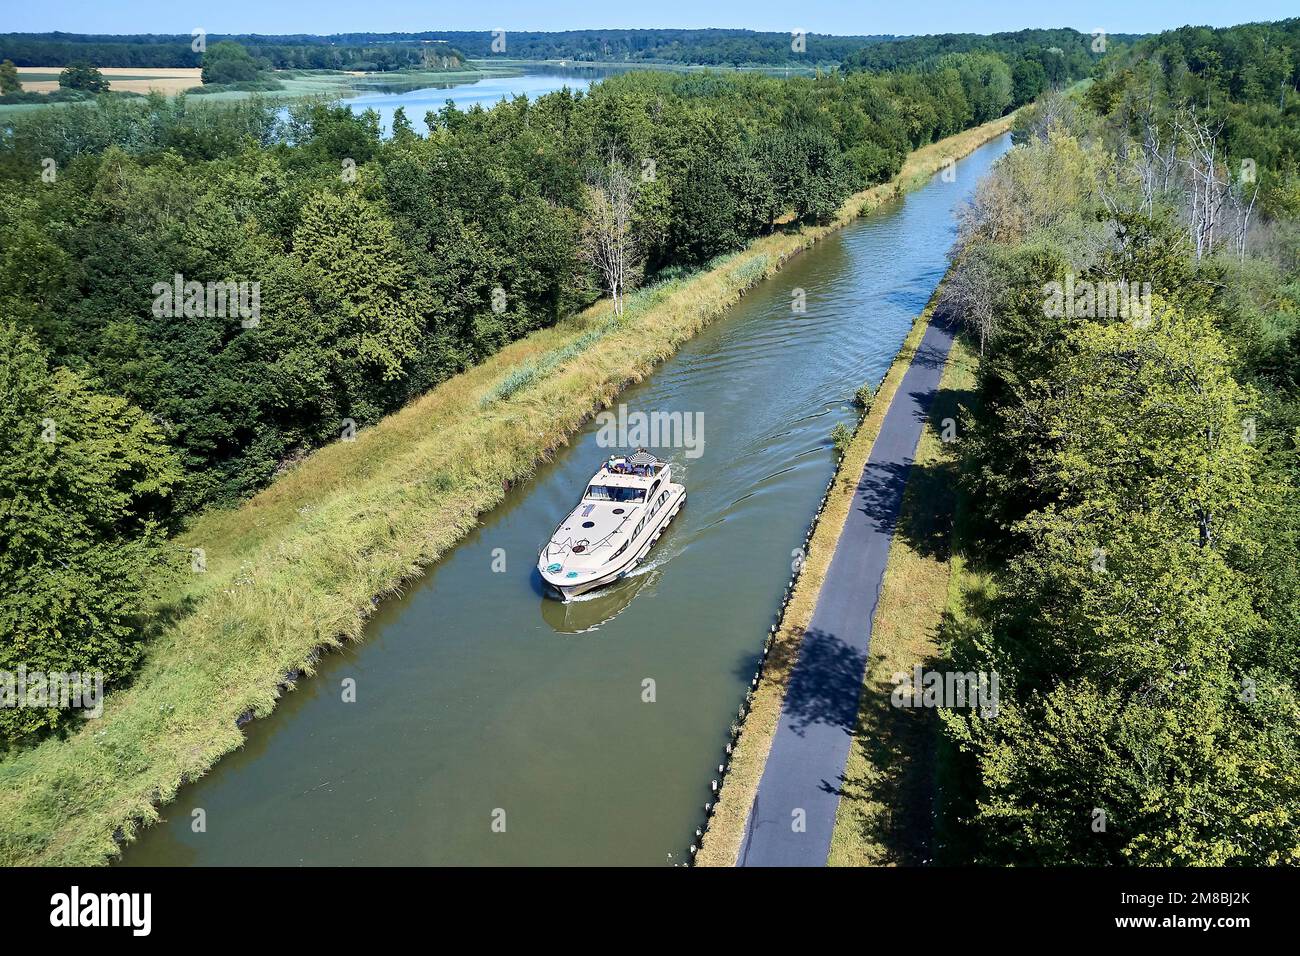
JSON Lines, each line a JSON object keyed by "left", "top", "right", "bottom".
{"left": 58, "top": 62, "right": 108, "bottom": 93}
{"left": 0, "top": 59, "right": 22, "bottom": 95}
{"left": 390, "top": 106, "right": 417, "bottom": 144}
{"left": 1011, "top": 58, "right": 1046, "bottom": 105}
{"left": 0, "top": 323, "right": 180, "bottom": 742}
{"left": 292, "top": 191, "right": 426, "bottom": 382}
{"left": 729, "top": 132, "right": 785, "bottom": 235}
{"left": 949, "top": 52, "right": 1014, "bottom": 122}
{"left": 947, "top": 303, "right": 1300, "bottom": 864}
{"left": 783, "top": 128, "right": 850, "bottom": 225}
{"left": 200, "top": 41, "right": 263, "bottom": 85}
{"left": 666, "top": 154, "right": 740, "bottom": 265}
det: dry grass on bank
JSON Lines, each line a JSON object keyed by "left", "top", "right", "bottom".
{"left": 0, "top": 114, "right": 1012, "bottom": 867}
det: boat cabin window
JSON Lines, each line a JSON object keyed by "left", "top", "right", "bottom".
{"left": 586, "top": 484, "right": 646, "bottom": 503}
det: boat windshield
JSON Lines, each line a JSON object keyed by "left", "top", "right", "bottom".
{"left": 586, "top": 484, "right": 646, "bottom": 503}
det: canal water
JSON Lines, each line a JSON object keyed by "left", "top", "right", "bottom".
{"left": 122, "top": 132, "right": 1012, "bottom": 866}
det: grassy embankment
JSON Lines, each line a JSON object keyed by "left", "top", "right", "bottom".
{"left": 0, "top": 114, "right": 1012, "bottom": 866}
{"left": 695, "top": 256, "right": 998, "bottom": 866}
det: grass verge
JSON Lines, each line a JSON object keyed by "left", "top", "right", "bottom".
{"left": 0, "top": 115, "right": 1013, "bottom": 866}
{"left": 825, "top": 332, "right": 978, "bottom": 865}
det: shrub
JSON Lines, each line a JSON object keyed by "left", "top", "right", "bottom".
{"left": 830, "top": 421, "right": 854, "bottom": 456}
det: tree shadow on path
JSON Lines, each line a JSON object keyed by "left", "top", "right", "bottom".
{"left": 780, "top": 627, "right": 868, "bottom": 737}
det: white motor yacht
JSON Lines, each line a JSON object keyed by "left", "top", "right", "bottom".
{"left": 538, "top": 449, "right": 686, "bottom": 601}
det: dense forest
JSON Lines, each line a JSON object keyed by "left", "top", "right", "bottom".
{"left": 0, "top": 46, "right": 1045, "bottom": 743}
{"left": 841, "top": 27, "right": 1137, "bottom": 75}
{"left": 939, "top": 17, "right": 1300, "bottom": 863}
{"left": 425, "top": 29, "right": 887, "bottom": 65}
{"left": 841, "top": 27, "right": 1136, "bottom": 106}
{"left": 0, "top": 30, "right": 886, "bottom": 70}
{"left": 0, "top": 27, "right": 1123, "bottom": 71}
{"left": 0, "top": 32, "right": 477, "bottom": 72}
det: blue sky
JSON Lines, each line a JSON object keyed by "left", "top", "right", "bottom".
{"left": 6, "top": 1, "right": 1296, "bottom": 36}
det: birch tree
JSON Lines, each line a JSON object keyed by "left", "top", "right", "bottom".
{"left": 942, "top": 242, "right": 1004, "bottom": 355}
{"left": 1174, "top": 108, "right": 1230, "bottom": 262}
{"left": 581, "top": 152, "right": 640, "bottom": 314}
{"left": 1225, "top": 169, "right": 1260, "bottom": 263}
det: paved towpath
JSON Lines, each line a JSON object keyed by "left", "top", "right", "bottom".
{"left": 737, "top": 305, "right": 958, "bottom": 866}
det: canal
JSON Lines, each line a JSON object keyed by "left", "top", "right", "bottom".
{"left": 122, "top": 132, "right": 1012, "bottom": 865}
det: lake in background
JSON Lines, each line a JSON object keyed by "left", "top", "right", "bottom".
{"left": 347, "top": 68, "right": 607, "bottom": 135}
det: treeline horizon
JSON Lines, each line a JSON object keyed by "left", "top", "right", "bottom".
{"left": 0, "top": 31, "right": 479, "bottom": 72}
{"left": 0, "top": 26, "right": 1141, "bottom": 70}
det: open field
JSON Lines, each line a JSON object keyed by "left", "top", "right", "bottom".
{"left": 16, "top": 66, "right": 202, "bottom": 94}
{"left": 0, "top": 66, "right": 518, "bottom": 117}
{"left": 0, "top": 115, "right": 1013, "bottom": 867}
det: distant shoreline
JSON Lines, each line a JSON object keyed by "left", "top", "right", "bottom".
{"left": 0, "top": 64, "right": 527, "bottom": 117}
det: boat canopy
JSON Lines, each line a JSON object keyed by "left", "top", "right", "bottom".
{"left": 604, "top": 448, "right": 665, "bottom": 478}
{"left": 629, "top": 450, "right": 658, "bottom": 466}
